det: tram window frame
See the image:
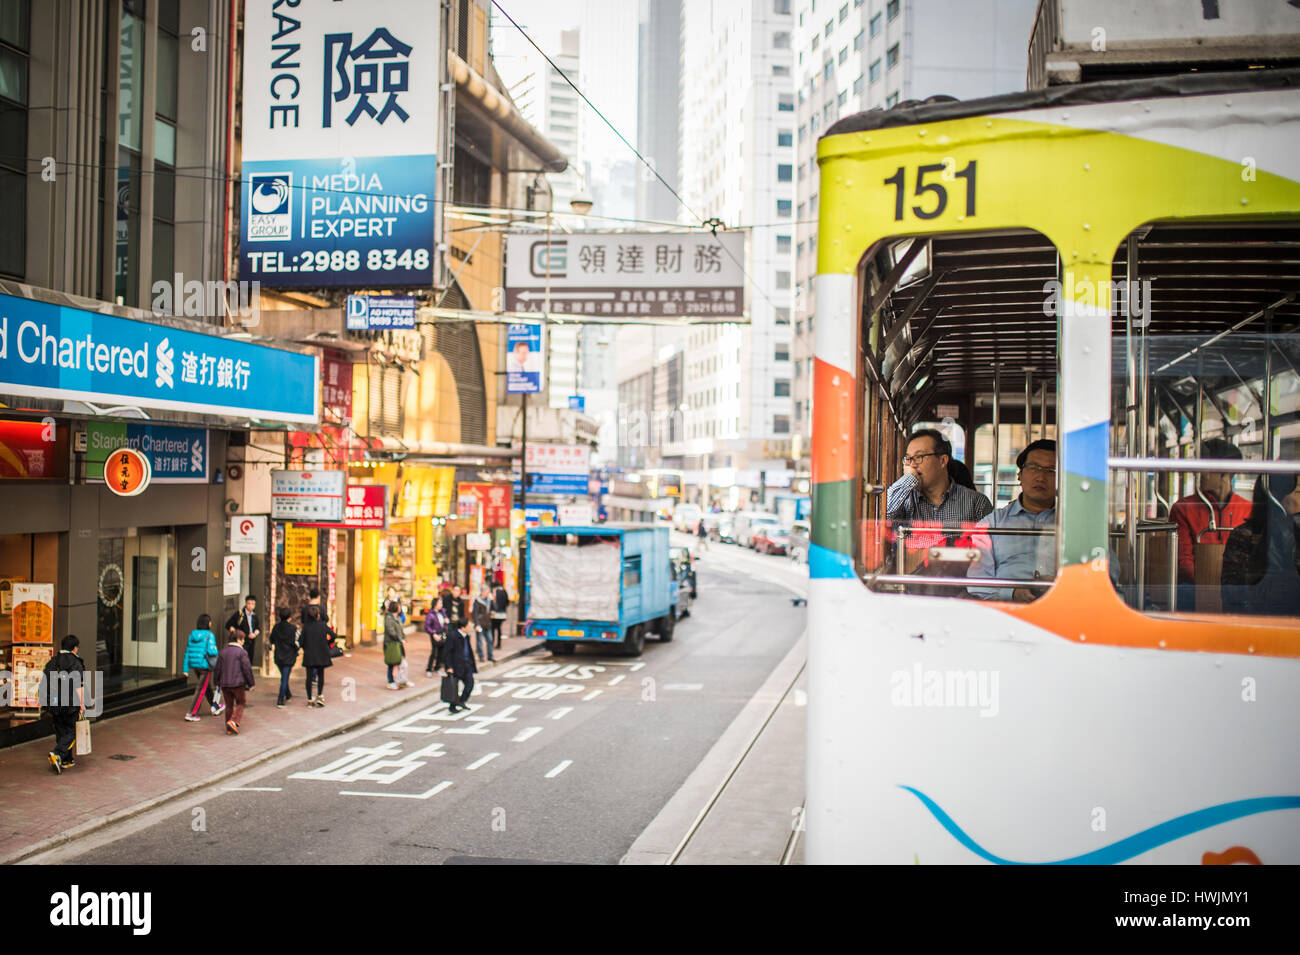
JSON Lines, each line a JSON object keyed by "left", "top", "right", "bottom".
{"left": 1107, "top": 219, "right": 1300, "bottom": 619}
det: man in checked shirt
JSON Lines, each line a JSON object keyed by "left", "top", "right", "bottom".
{"left": 886, "top": 429, "right": 994, "bottom": 535}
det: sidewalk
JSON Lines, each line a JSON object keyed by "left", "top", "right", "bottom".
{"left": 0, "top": 632, "right": 543, "bottom": 864}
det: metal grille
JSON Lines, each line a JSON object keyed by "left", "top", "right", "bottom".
{"left": 429, "top": 281, "right": 488, "bottom": 444}
{"left": 368, "top": 362, "right": 405, "bottom": 437}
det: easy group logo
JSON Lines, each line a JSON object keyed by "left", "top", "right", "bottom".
{"left": 247, "top": 173, "right": 292, "bottom": 240}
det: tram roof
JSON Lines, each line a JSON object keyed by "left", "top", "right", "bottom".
{"left": 825, "top": 67, "right": 1300, "bottom": 139}
{"left": 868, "top": 222, "right": 1300, "bottom": 408}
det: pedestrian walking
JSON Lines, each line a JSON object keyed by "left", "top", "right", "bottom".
{"left": 43, "top": 634, "right": 85, "bottom": 774}
{"left": 269, "top": 607, "right": 300, "bottom": 708}
{"left": 423, "top": 602, "right": 447, "bottom": 676}
{"left": 696, "top": 518, "right": 709, "bottom": 552}
{"left": 490, "top": 578, "right": 510, "bottom": 650}
{"left": 224, "top": 595, "right": 262, "bottom": 670}
{"left": 441, "top": 583, "right": 467, "bottom": 623}
{"left": 181, "top": 614, "right": 222, "bottom": 722}
{"left": 472, "top": 585, "right": 495, "bottom": 662}
{"left": 213, "top": 630, "right": 255, "bottom": 735}
{"left": 299, "top": 604, "right": 333, "bottom": 707}
{"left": 442, "top": 616, "right": 477, "bottom": 713}
{"left": 383, "top": 600, "right": 410, "bottom": 689}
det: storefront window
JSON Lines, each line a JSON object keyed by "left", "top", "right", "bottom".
{"left": 97, "top": 530, "right": 175, "bottom": 695}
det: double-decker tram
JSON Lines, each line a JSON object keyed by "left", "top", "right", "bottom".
{"left": 807, "top": 66, "right": 1300, "bottom": 863}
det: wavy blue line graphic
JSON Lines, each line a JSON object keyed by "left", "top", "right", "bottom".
{"left": 900, "top": 786, "right": 1300, "bottom": 865}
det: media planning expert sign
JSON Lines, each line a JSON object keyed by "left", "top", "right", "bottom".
{"left": 506, "top": 323, "right": 544, "bottom": 394}
{"left": 503, "top": 232, "right": 746, "bottom": 318}
{"left": 240, "top": 0, "right": 438, "bottom": 289}
{"left": 0, "top": 293, "right": 318, "bottom": 423}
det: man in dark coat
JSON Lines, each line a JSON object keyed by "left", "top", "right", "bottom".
{"left": 225, "top": 595, "right": 261, "bottom": 668}
{"left": 43, "top": 634, "right": 86, "bottom": 773}
{"left": 298, "top": 604, "right": 334, "bottom": 707}
{"left": 213, "top": 632, "right": 255, "bottom": 734}
{"left": 442, "top": 616, "right": 478, "bottom": 713}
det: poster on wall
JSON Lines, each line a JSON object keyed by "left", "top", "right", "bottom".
{"left": 506, "top": 323, "right": 544, "bottom": 394}
{"left": 240, "top": 0, "right": 439, "bottom": 288}
{"left": 11, "top": 583, "right": 54, "bottom": 644}
{"left": 284, "top": 526, "right": 320, "bottom": 577}
{"left": 11, "top": 645, "right": 53, "bottom": 709}
{"left": 223, "top": 555, "right": 242, "bottom": 597}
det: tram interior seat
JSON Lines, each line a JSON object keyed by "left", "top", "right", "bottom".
{"left": 1192, "top": 541, "right": 1228, "bottom": 613}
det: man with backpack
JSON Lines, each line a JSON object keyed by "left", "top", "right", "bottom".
{"left": 43, "top": 635, "right": 86, "bottom": 774}
{"left": 490, "top": 577, "right": 510, "bottom": 650}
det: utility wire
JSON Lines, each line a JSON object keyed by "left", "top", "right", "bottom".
{"left": 491, "top": 0, "right": 703, "bottom": 226}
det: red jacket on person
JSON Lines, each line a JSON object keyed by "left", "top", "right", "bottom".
{"left": 1169, "top": 491, "right": 1251, "bottom": 583}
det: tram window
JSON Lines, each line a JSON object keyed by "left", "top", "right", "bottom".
{"left": 1107, "top": 221, "right": 1300, "bottom": 618}
{"left": 853, "top": 229, "right": 1061, "bottom": 603}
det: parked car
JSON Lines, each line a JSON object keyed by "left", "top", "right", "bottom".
{"left": 714, "top": 516, "right": 736, "bottom": 543}
{"left": 673, "top": 503, "right": 702, "bottom": 532}
{"left": 734, "top": 512, "right": 782, "bottom": 548}
{"left": 669, "top": 545, "right": 698, "bottom": 598}
{"left": 669, "top": 554, "right": 692, "bottom": 618}
{"left": 753, "top": 526, "right": 791, "bottom": 556}
{"left": 788, "top": 519, "right": 811, "bottom": 564}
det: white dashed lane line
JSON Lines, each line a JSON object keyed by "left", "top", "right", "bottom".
{"left": 466, "top": 752, "right": 499, "bottom": 770}
{"left": 512, "top": 726, "right": 543, "bottom": 742}
{"left": 545, "top": 760, "right": 572, "bottom": 779}
{"left": 582, "top": 690, "right": 602, "bottom": 701}
{"left": 608, "top": 675, "right": 625, "bottom": 686}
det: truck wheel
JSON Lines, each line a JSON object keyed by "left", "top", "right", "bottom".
{"left": 546, "top": 641, "right": 576, "bottom": 656}
{"left": 623, "top": 625, "right": 645, "bottom": 657}
{"left": 659, "top": 614, "right": 675, "bottom": 642}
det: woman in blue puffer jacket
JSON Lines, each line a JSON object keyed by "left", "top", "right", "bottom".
{"left": 182, "top": 614, "right": 223, "bottom": 722}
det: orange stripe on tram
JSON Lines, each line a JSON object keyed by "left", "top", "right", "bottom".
{"left": 812, "top": 357, "right": 856, "bottom": 486}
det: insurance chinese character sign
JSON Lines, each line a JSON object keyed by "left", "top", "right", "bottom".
{"left": 240, "top": 1, "right": 438, "bottom": 288}
{"left": 0, "top": 292, "right": 317, "bottom": 423}
{"left": 503, "top": 232, "right": 746, "bottom": 319}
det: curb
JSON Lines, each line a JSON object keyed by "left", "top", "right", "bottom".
{"left": 4, "top": 639, "right": 545, "bottom": 865}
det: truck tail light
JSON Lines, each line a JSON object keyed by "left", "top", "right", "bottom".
{"left": 532, "top": 629, "right": 546, "bottom": 637}
{"left": 601, "top": 630, "right": 618, "bottom": 639}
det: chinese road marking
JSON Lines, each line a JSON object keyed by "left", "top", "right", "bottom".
{"left": 512, "top": 726, "right": 543, "bottom": 742}
{"left": 289, "top": 740, "right": 445, "bottom": 784}
{"left": 221, "top": 786, "right": 282, "bottom": 792}
{"left": 547, "top": 707, "right": 573, "bottom": 720}
{"left": 339, "top": 781, "right": 454, "bottom": 800}
{"left": 466, "top": 752, "right": 500, "bottom": 771}
{"left": 545, "top": 760, "right": 572, "bottom": 779}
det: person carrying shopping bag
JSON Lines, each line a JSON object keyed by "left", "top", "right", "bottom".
{"left": 383, "top": 601, "right": 411, "bottom": 689}
{"left": 269, "top": 607, "right": 300, "bottom": 708}
{"left": 182, "top": 614, "right": 223, "bottom": 722}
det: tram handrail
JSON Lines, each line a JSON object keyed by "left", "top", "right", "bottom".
{"left": 894, "top": 525, "right": 1051, "bottom": 537}
{"left": 865, "top": 574, "right": 1054, "bottom": 591}
{"left": 1109, "top": 457, "right": 1300, "bottom": 475}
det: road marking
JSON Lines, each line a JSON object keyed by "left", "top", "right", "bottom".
{"left": 339, "top": 781, "right": 454, "bottom": 800}
{"left": 512, "top": 726, "right": 542, "bottom": 742}
{"left": 221, "top": 786, "right": 282, "bottom": 792}
{"left": 545, "top": 760, "right": 572, "bottom": 779}
{"left": 608, "top": 675, "right": 626, "bottom": 686}
{"left": 466, "top": 752, "right": 500, "bottom": 771}
{"left": 594, "top": 661, "right": 646, "bottom": 670}
{"left": 547, "top": 707, "right": 574, "bottom": 720}
{"left": 664, "top": 683, "right": 704, "bottom": 691}
{"left": 582, "top": 690, "right": 602, "bottom": 701}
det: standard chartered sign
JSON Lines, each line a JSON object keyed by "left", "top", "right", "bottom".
{"left": 0, "top": 292, "right": 318, "bottom": 423}
{"left": 240, "top": 1, "right": 438, "bottom": 288}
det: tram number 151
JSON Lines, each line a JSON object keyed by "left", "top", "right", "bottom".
{"left": 884, "top": 161, "right": 976, "bottom": 221}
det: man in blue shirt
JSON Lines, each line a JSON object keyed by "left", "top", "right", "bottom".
{"left": 967, "top": 439, "right": 1057, "bottom": 601}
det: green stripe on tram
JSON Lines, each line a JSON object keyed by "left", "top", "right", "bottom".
{"left": 811, "top": 478, "right": 854, "bottom": 556}
{"left": 1060, "top": 471, "right": 1109, "bottom": 568}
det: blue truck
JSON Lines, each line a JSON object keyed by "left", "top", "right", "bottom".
{"left": 524, "top": 524, "right": 682, "bottom": 656}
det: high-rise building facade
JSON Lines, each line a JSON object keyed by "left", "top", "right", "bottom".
{"left": 789, "top": 0, "right": 1038, "bottom": 466}
{"left": 678, "top": 0, "right": 795, "bottom": 504}
{"left": 636, "top": 0, "right": 683, "bottom": 224}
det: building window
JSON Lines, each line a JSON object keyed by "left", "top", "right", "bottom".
{"left": 838, "top": 46, "right": 848, "bottom": 65}
{"left": 773, "top": 31, "right": 791, "bottom": 49}
{"left": 773, "top": 64, "right": 790, "bottom": 77}
{"left": 775, "top": 0, "right": 791, "bottom": 12}
{"left": 775, "top": 343, "right": 790, "bottom": 361}
{"left": 887, "top": 90, "right": 900, "bottom": 107}
{"left": 888, "top": 0, "right": 900, "bottom": 20}
{"left": 777, "top": 163, "right": 792, "bottom": 182}
{"left": 869, "top": 58, "right": 882, "bottom": 82}
{"left": 774, "top": 380, "right": 791, "bottom": 397}
{"left": 853, "top": 74, "right": 864, "bottom": 94}
{"left": 796, "top": 202, "right": 805, "bottom": 219}
{"left": 776, "top": 234, "right": 792, "bottom": 253}
{"left": 824, "top": 19, "right": 833, "bottom": 38}
{"left": 777, "top": 199, "right": 792, "bottom": 217}
{"left": 837, "top": 90, "right": 847, "bottom": 108}
{"left": 811, "top": 114, "right": 819, "bottom": 132}
{"left": 853, "top": 29, "right": 864, "bottom": 51}
{"left": 870, "top": 12, "right": 882, "bottom": 36}
{"left": 796, "top": 240, "right": 805, "bottom": 257}
{"left": 775, "top": 271, "right": 791, "bottom": 289}
{"left": 839, "top": 3, "right": 849, "bottom": 22}
{"left": 0, "top": 0, "right": 30, "bottom": 279}
{"left": 798, "top": 124, "right": 806, "bottom": 142}
{"left": 774, "top": 415, "right": 791, "bottom": 434}
{"left": 887, "top": 43, "right": 900, "bottom": 68}
{"left": 775, "top": 307, "right": 791, "bottom": 325}
{"left": 811, "top": 33, "right": 819, "bottom": 51}
{"left": 823, "top": 102, "right": 833, "bottom": 123}
{"left": 823, "top": 60, "right": 833, "bottom": 80}
{"left": 153, "top": 0, "right": 179, "bottom": 291}
{"left": 777, "top": 92, "right": 794, "bottom": 112}
{"left": 778, "top": 130, "right": 793, "bottom": 147}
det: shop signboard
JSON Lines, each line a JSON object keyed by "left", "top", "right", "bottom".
{"left": 503, "top": 231, "right": 746, "bottom": 319}
{"left": 322, "top": 353, "right": 354, "bottom": 423}
{"left": 466, "top": 533, "right": 491, "bottom": 551}
{"left": 443, "top": 517, "right": 477, "bottom": 536}
{"left": 469, "top": 564, "right": 485, "bottom": 593}
{"left": 11, "top": 583, "right": 54, "bottom": 645}
{"left": 272, "top": 470, "right": 346, "bottom": 522}
{"left": 457, "top": 481, "right": 512, "bottom": 529}
{"left": 457, "top": 492, "right": 478, "bottom": 520}
{"left": 11, "top": 645, "right": 53, "bottom": 709}
{"left": 284, "top": 526, "right": 319, "bottom": 576}
{"left": 231, "top": 515, "right": 268, "bottom": 553}
{"left": 513, "top": 443, "right": 591, "bottom": 495}
{"left": 0, "top": 418, "right": 67, "bottom": 479}
{"left": 0, "top": 291, "right": 318, "bottom": 422}
{"left": 506, "top": 323, "right": 544, "bottom": 394}
{"left": 524, "top": 504, "right": 558, "bottom": 527}
{"left": 222, "top": 555, "right": 241, "bottom": 597}
{"left": 345, "top": 295, "right": 416, "bottom": 330}
{"left": 298, "top": 484, "right": 389, "bottom": 530}
{"left": 86, "top": 422, "right": 208, "bottom": 484}
{"left": 240, "top": 0, "right": 439, "bottom": 289}
{"left": 558, "top": 503, "right": 594, "bottom": 525}
{"left": 102, "top": 447, "right": 151, "bottom": 497}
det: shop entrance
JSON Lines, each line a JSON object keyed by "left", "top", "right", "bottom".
{"left": 96, "top": 530, "right": 176, "bottom": 696}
